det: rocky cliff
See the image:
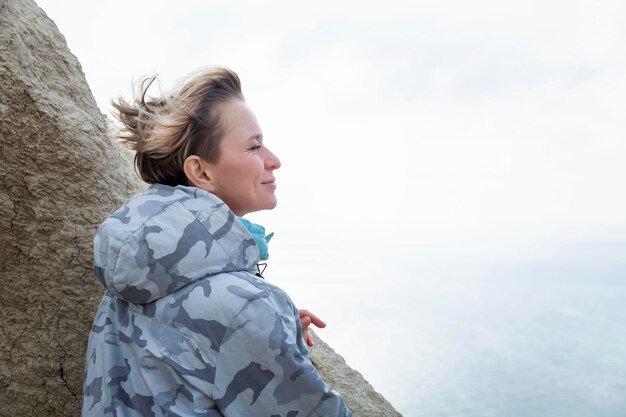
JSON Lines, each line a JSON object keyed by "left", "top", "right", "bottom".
{"left": 0, "top": 0, "right": 145, "bottom": 414}
{"left": 0, "top": 0, "right": 402, "bottom": 415}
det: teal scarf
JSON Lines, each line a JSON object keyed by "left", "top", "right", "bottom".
{"left": 237, "top": 217, "right": 274, "bottom": 261}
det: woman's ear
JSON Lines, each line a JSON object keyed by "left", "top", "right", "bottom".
{"left": 183, "top": 155, "right": 215, "bottom": 192}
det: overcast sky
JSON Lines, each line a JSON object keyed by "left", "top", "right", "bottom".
{"left": 37, "top": 0, "right": 626, "bottom": 254}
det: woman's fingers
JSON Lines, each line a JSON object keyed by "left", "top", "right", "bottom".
{"left": 299, "top": 309, "right": 325, "bottom": 346}
{"left": 298, "top": 309, "right": 327, "bottom": 328}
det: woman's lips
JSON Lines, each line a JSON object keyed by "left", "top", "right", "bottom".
{"left": 262, "top": 180, "right": 277, "bottom": 188}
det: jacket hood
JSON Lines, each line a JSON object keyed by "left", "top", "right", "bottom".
{"left": 93, "top": 184, "right": 260, "bottom": 304}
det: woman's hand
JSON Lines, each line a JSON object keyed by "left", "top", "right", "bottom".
{"left": 299, "top": 309, "right": 327, "bottom": 347}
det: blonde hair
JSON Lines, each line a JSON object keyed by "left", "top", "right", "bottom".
{"left": 112, "top": 66, "right": 244, "bottom": 185}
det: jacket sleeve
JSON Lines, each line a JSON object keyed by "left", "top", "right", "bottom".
{"left": 212, "top": 293, "right": 351, "bottom": 417}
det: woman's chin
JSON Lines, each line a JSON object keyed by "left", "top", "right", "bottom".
{"left": 262, "top": 196, "right": 278, "bottom": 211}
{"left": 239, "top": 199, "right": 278, "bottom": 215}
{"left": 264, "top": 198, "right": 278, "bottom": 211}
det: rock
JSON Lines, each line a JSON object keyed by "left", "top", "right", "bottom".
{"left": 310, "top": 332, "right": 403, "bottom": 416}
{"left": 0, "top": 0, "right": 403, "bottom": 415}
{"left": 0, "top": 0, "right": 144, "bottom": 415}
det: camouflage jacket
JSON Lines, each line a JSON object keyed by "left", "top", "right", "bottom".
{"left": 82, "top": 184, "right": 351, "bottom": 417}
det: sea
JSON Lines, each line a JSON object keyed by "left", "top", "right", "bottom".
{"left": 265, "top": 239, "right": 626, "bottom": 417}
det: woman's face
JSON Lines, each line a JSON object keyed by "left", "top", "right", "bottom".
{"left": 208, "top": 100, "right": 281, "bottom": 216}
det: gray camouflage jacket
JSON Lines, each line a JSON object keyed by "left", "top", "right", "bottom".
{"left": 82, "top": 184, "right": 351, "bottom": 417}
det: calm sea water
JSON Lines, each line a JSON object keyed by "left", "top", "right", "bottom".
{"left": 266, "top": 240, "right": 626, "bottom": 417}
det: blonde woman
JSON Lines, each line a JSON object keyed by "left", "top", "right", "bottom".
{"left": 82, "top": 67, "right": 351, "bottom": 416}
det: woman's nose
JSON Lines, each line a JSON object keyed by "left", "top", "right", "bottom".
{"left": 264, "top": 147, "right": 281, "bottom": 170}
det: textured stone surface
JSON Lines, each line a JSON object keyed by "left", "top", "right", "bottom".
{"left": 310, "top": 332, "right": 403, "bottom": 416}
{"left": 0, "top": 0, "right": 144, "bottom": 415}
{"left": 0, "top": 0, "right": 403, "bottom": 415}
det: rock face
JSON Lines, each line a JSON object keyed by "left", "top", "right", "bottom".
{"left": 0, "top": 0, "right": 403, "bottom": 415}
{"left": 309, "top": 332, "right": 403, "bottom": 416}
{"left": 0, "top": 0, "right": 145, "bottom": 415}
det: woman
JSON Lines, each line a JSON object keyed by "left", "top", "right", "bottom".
{"left": 82, "top": 67, "right": 351, "bottom": 416}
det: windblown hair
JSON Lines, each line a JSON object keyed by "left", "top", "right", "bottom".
{"left": 112, "top": 66, "right": 244, "bottom": 186}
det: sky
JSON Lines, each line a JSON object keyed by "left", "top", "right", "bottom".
{"left": 35, "top": 0, "right": 626, "bottom": 412}
{"left": 36, "top": 0, "right": 626, "bottom": 252}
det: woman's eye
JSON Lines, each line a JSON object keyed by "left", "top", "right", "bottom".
{"left": 249, "top": 144, "right": 262, "bottom": 152}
